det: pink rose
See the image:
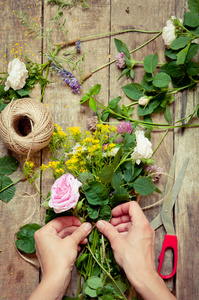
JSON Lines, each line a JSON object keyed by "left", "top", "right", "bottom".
{"left": 49, "top": 173, "right": 82, "bottom": 213}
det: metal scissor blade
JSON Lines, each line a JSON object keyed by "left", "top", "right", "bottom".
{"left": 160, "top": 157, "right": 189, "bottom": 234}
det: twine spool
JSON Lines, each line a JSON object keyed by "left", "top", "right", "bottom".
{"left": 0, "top": 98, "right": 54, "bottom": 156}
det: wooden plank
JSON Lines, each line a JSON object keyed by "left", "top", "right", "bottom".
{"left": 109, "top": 1, "right": 176, "bottom": 297}
{"left": 41, "top": 1, "right": 111, "bottom": 297}
{"left": 174, "top": 0, "right": 199, "bottom": 299}
{"left": 0, "top": 1, "right": 42, "bottom": 298}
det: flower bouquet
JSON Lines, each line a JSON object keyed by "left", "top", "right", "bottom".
{"left": 19, "top": 118, "right": 163, "bottom": 300}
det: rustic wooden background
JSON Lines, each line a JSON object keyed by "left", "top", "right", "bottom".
{"left": 0, "top": 0, "right": 198, "bottom": 299}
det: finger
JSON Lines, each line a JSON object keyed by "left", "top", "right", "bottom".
{"left": 58, "top": 225, "right": 80, "bottom": 238}
{"left": 111, "top": 215, "right": 130, "bottom": 226}
{"left": 114, "top": 222, "right": 131, "bottom": 233}
{"left": 96, "top": 220, "right": 119, "bottom": 244}
{"left": 44, "top": 216, "right": 82, "bottom": 234}
{"left": 66, "top": 222, "right": 92, "bottom": 246}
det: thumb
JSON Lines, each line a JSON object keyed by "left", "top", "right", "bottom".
{"left": 96, "top": 220, "right": 119, "bottom": 244}
{"left": 70, "top": 222, "right": 92, "bottom": 246}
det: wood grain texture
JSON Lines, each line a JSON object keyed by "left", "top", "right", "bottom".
{"left": 0, "top": 0, "right": 198, "bottom": 299}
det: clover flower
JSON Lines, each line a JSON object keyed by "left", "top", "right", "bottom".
{"left": 145, "top": 164, "right": 163, "bottom": 182}
{"left": 117, "top": 121, "right": 132, "bottom": 134}
{"left": 115, "top": 52, "right": 125, "bottom": 69}
{"left": 87, "top": 116, "right": 98, "bottom": 132}
{"left": 51, "top": 62, "right": 81, "bottom": 94}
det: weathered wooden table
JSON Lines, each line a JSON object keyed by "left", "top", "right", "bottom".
{"left": 0, "top": 0, "right": 198, "bottom": 299}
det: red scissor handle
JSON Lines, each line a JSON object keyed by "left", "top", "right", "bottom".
{"left": 157, "top": 234, "right": 178, "bottom": 279}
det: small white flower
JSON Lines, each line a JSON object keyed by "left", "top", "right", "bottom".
{"left": 4, "top": 58, "right": 29, "bottom": 91}
{"left": 102, "top": 147, "right": 119, "bottom": 157}
{"left": 138, "top": 96, "right": 150, "bottom": 106}
{"left": 131, "top": 130, "right": 153, "bottom": 164}
{"left": 72, "top": 142, "right": 87, "bottom": 154}
{"left": 162, "top": 16, "right": 183, "bottom": 47}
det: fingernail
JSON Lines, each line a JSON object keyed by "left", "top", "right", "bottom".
{"left": 96, "top": 220, "right": 105, "bottom": 232}
{"left": 83, "top": 222, "right": 92, "bottom": 233}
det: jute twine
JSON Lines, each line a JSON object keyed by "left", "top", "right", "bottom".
{"left": 0, "top": 98, "right": 54, "bottom": 156}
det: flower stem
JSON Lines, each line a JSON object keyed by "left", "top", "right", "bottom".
{"left": 91, "top": 32, "right": 162, "bottom": 75}
{"left": 87, "top": 244, "right": 128, "bottom": 300}
{"left": 80, "top": 28, "right": 161, "bottom": 42}
{"left": 152, "top": 129, "right": 169, "bottom": 156}
{"left": 0, "top": 178, "right": 21, "bottom": 193}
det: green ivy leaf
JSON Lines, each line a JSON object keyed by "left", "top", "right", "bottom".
{"left": 114, "top": 38, "right": 131, "bottom": 59}
{"left": 122, "top": 83, "right": 143, "bottom": 100}
{"left": 184, "top": 11, "right": 199, "bottom": 28}
{"left": 189, "top": 0, "right": 199, "bottom": 13}
{"left": 15, "top": 223, "right": 42, "bottom": 253}
{"left": 170, "top": 36, "right": 191, "bottom": 50}
{"left": 153, "top": 72, "right": 171, "bottom": 87}
{"left": 132, "top": 177, "right": 156, "bottom": 196}
{"left": 143, "top": 52, "right": 158, "bottom": 73}
{"left": 0, "top": 175, "right": 15, "bottom": 202}
{"left": 0, "top": 156, "right": 19, "bottom": 175}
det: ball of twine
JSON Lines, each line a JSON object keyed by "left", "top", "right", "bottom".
{"left": 0, "top": 98, "right": 54, "bottom": 156}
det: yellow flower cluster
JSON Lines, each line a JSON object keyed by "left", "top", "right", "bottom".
{"left": 67, "top": 127, "right": 81, "bottom": 136}
{"left": 54, "top": 124, "right": 67, "bottom": 138}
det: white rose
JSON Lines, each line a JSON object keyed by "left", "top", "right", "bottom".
{"left": 162, "top": 16, "right": 183, "bottom": 47}
{"left": 138, "top": 96, "right": 150, "bottom": 106}
{"left": 131, "top": 130, "right": 153, "bottom": 164}
{"left": 4, "top": 58, "right": 29, "bottom": 91}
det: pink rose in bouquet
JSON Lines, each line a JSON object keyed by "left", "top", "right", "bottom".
{"left": 49, "top": 173, "right": 82, "bottom": 213}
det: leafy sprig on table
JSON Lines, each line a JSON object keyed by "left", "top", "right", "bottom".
{"left": 0, "top": 156, "right": 19, "bottom": 203}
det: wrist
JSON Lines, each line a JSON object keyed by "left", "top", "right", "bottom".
{"left": 29, "top": 270, "right": 71, "bottom": 300}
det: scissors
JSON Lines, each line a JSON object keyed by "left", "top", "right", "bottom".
{"left": 150, "top": 156, "right": 189, "bottom": 279}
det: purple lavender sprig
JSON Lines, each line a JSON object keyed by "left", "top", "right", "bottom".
{"left": 51, "top": 62, "right": 81, "bottom": 94}
{"left": 75, "top": 40, "right": 81, "bottom": 53}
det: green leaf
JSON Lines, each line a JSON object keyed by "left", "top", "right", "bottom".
{"left": 130, "top": 69, "right": 134, "bottom": 79}
{"left": 0, "top": 85, "right": 7, "bottom": 97}
{"left": 164, "top": 105, "right": 172, "bottom": 124}
{"left": 114, "top": 38, "right": 130, "bottom": 59}
{"left": 78, "top": 172, "right": 93, "bottom": 184}
{"left": 186, "top": 43, "right": 199, "bottom": 61}
{"left": 189, "top": 0, "right": 199, "bottom": 13}
{"left": 0, "top": 156, "right": 19, "bottom": 175}
{"left": 143, "top": 52, "right": 158, "bottom": 73}
{"left": 165, "top": 48, "right": 178, "bottom": 60}
{"left": 101, "top": 110, "right": 109, "bottom": 121}
{"left": 108, "top": 97, "right": 122, "bottom": 109}
{"left": 0, "top": 175, "right": 15, "bottom": 203}
{"left": 87, "top": 205, "right": 99, "bottom": 219}
{"left": 162, "top": 61, "right": 186, "bottom": 78}
{"left": 186, "top": 61, "right": 199, "bottom": 76}
{"left": 83, "top": 182, "right": 110, "bottom": 205}
{"left": 112, "top": 172, "right": 123, "bottom": 191}
{"left": 89, "top": 96, "right": 97, "bottom": 111}
{"left": 170, "top": 36, "right": 191, "bottom": 50}
{"left": 122, "top": 83, "right": 143, "bottom": 100}
{"left": 89, "top": 84, "right": 101, "bottom": 96}
{"left": 76, "top": 253, "right": 88, "bottom": 268}
{"left": 123, "top": 132, "right": 136, "bottom": 149}
{"left": 99, "top": 205, "right": 111, "bottom": 221}
{"left": 0, "top": 102, "right": 7, "bottom": 112}
{"left": 184, "top": 11, "right": 199, "bottom": 28}
{"left": 86, "top": 276, "right": 103, "bottom": 295}
{"left": 84, "top": 286, "right": 97, "bottom": 298}
{"left": 176, "top": 44, "right": 190, "bottom": 65}
{"left": 16, "top": 89, "right": 31, "bottom": 97}
{"left": 132, "top": 177, "right": 156, "bottom": 196}
{"left": 137, "top": 99, "right": 160, "bottom": 116}
{"left": 117, "top": 67, "right": 130, "bottom": 80}
{"left": 98, "top": 165, "right": 114, "bottom": 183}
{"left": 15, "top": 223, "right": 42, "bottom": 253}
{"left": 153, "top": 72, "right": 171, "bottom": 87}
{"left": 112, "top": 147, "right": 123, "bottom": 170}
{"left": 80, "top": 92, "right": 90, "bottom": 104}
